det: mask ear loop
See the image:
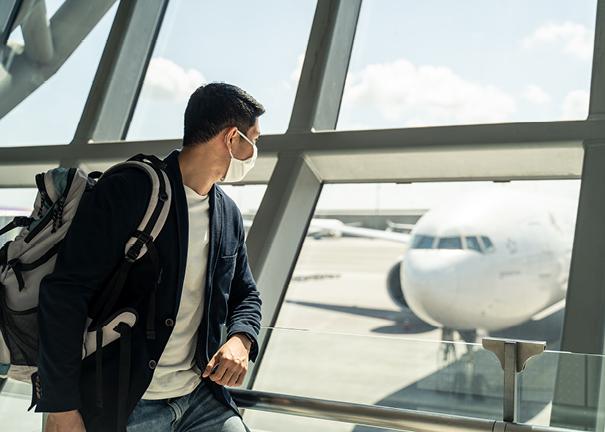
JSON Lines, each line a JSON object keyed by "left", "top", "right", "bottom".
{"left": 235, "top": 129, "right": 257, "bottom": 163}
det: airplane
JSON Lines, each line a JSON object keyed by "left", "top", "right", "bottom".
{"left": 243, "top": 188, "right": 576, "bottom": 348}
{"left": 388, "top": 188, "right": 574, "bottom": 346}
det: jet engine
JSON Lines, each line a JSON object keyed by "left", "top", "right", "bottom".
{"left": 386, "top": 259, "right": 408, "bottom": 309}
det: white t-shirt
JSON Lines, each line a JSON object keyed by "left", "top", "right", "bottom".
{"left": 142, "top": 183, "right": 210, "bottom": 399}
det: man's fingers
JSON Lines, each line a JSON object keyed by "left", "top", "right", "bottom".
{"left": 221, "top": 368, "right": 238, "bottom": 386}
{"left": 227, "top": 373, "right": 240, "bottom": 387}
{"left": 210, "top": 360, "right": 230, "bottom": 383}
{"left": 202, "top": 355, "right": 219, "bottom": 377}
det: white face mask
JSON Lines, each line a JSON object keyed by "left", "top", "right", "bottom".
{"left": 221, "top": 129, "right": 257, "bottom": 183}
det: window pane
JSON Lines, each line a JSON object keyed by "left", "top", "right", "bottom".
{"left": 218, "top": 184, "right": 267, "bottom": 236}
{"left": 266, "top": 180, "right": 579, "bottom": 421}
{"left": 437, "top": 236, "right": 462, "bottom": 249}
{"left": 0, "top": 1, "right": 118, "bottom": 147}
{"left": 127, "top": 0, "right": 317, "bottom": 141}
{"left": 411, "top": 234, "right": 435, "bottom": 249}
{"left": 338, "top": 0, "right": 597, "bottom": 130}
{"left": 465, "top": 236, "right": 482, "bottom": 252}
{"left": 0, "top": 189, "right": 36, "bottom": 244}
{"left": 0, "top": 379, "right": 43, "bottom": 431}
{"left": 481, "top": 235, "right": 495, "bottom": 251}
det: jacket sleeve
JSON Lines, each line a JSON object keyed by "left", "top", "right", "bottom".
{"left": 226, "top": 212, "right": 262, "bottom": 363}
{"left": 35, "top": 168, "right": 149, "bottom": 412}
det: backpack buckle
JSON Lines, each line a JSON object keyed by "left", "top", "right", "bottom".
{"left": 125, "top": 247, "right": 139, "bottom": 263}
{"left": 125, "top": 231, "right": 153, "bottom": 262}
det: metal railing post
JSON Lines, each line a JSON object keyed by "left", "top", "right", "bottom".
{"left": 482, "top": 337, "right": 546, "bottom": 423}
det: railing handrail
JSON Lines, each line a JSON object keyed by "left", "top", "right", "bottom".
{"left": 229, "top": 388, "right": 581, "bottom": 432}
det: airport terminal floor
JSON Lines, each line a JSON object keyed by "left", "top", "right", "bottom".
{"left": 3, "top": 0, "right": 605, "bottom": 431}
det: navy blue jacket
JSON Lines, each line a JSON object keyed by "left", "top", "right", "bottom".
{"left": 34, "top": 149, "right": 262, "bottom": 431}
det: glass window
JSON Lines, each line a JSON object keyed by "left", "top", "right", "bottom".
{"left": 127, "top": 0, "right": 317, "bottom": 140}
{"left": 481, "top": 235, "right": 495, "bottom": 251}
{"left": 338, "top": 0, "right": 597, "bottom": 130}
{"left": 0, "top": 1, "right": 119, "bottom": 147}
{"left": 411, "top": 234, "right": 435, "bottom": 249}
{"left": 465, "top": 236, "right": 482, "bottom": 252}
{"left": 218, "top": 185, "right": 267, "bottom": 238}
{"left": 0, "top": 189, "right": 36, "bottom": 244}
{"left": 265, "top": 179, "right": 580, "bottom": 422}
{"left": 0, "top": 379, "right": 43, "bottom": 430}
{"left": 437, "top": 236, "right": 462, "bottom": 249}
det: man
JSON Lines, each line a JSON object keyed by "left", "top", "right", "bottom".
{"left": 35, "top": 83, "right": 264, "bottom": 431}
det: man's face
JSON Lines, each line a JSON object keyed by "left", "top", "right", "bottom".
{"left": 230, "top": 118, "right": 261, "bottom": 161}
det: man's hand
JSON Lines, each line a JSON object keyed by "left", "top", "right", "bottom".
{"left": 202, "top": 333, "right": 251, "bottom": 387}
{"left": 44, "top": 410, "right": 86, "bottom": 432}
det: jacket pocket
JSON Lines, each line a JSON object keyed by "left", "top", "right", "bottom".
{"left": 215, "top": 254, "right": 237, "bottom": 285}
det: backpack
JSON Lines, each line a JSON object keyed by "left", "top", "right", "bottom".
{"left": 0, "top": 153, "right": 172, "bottom": 431}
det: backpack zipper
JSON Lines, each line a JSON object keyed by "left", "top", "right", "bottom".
{"left": 23, "top": 208, "right": 54, "bottom": 243}
{"left": 35, "top": 173, "right": 52, "bottom": 213}
{"left": 24, "top": 168, "right": 77, "bottom": 243}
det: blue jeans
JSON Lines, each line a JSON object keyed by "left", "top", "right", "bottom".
{"left": 126, "top": 379, "right": 251, "bottom": 432}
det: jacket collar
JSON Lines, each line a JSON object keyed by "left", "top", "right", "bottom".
{"left": 162, "top": 148, "right": 223, "bottom": 307}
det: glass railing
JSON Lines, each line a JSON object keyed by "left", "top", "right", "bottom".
{"left": 243, "top": 326, "right": 605, "bottom": 432}
{"left": 0, "top": 326, "right": 603, "bottom": 431}
{"left": 0, "top": 378, "right": 43, "bottom": 431}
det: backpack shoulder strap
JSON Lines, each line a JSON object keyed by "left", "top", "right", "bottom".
{"left": 87, "top": 155, "right": 171, "bottom": 323}
{"left": 99, "top": 156, "right": 172, "bottom": 262}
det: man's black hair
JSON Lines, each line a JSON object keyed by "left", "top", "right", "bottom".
{"left": 183, "top": 82, "right": 265, "bottom": 147}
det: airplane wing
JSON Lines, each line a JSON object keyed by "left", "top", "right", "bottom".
{"left": 316, "top": 221, "right": 411, "bottom": 243}
{"left": 386, "top": 220, "right": 416, "bottom": 232}
{"left": 243, "top": 217, "right": 411, "bottom": 243}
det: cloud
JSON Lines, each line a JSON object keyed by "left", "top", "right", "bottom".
{"left": 522, "top": 22, "right": 594, "bottom": 60}
{"left": 522, "top": 84, "right": 551, "bottom": 105}
{"left": 290, "top": 53, "right": 305, "bottom": 82}
{"left": 561, "top": 89, "right": 589, "bottom": 119}
{"left": 141, "top": 57, "right": 206, "bottom": 101}
{"left": 343, "top": 58, "right": 516, "bottom": 126}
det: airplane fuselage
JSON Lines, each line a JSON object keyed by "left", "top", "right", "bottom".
{"left": 399, "top": 189, "right": 574, "bottom": 332}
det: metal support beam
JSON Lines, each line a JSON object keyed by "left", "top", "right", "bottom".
{"left": 242, "top": 0, "right": 361, "bottom": 390}
{"left": 589, "top": 0, "right": 605, "bottom": 119}
{"left": 1, "top": 120, "right": 600, "bottom": 186}
{"left": 20, "top": 0, "right": 54, "bottom": 64}
{"left": 0, "top": 0, "right": 25, "bottom": 46}
{"left": 552, "top": 1, "right": 605, "bottom": 429}
{"left": 288, "top": 0, "right": 361, "bottom": 132}
{"left": 242, "top": 154, "right": 322, "bottom": 388}
{"left": 1, "top": 120, "right": 598, "bottom": 158}
{"left": 551, "top": 142, "right": 605, "bottom": 430}
{"left": 73, "top": 0, "right": 168, "bottom": 144}
{"left": 0, "top": 0, "right": 117, "bottom": 119}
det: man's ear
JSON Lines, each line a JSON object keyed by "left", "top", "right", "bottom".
{"left": 227, "top": 126, "right": 239, "bottom": 142}
{"left": 223, "top": 126, "right": 238, "bottom": 152}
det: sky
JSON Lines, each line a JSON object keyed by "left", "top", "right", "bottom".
{"left": 0, "top": 0, "right": 596, "bottom": 213}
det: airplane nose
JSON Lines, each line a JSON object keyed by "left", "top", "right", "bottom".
{"left": 402, "top": 251, "right": 463, "bottom": 327}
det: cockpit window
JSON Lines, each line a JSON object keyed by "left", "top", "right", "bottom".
{"left": 412, "top": 234, "right": 493, "bottom": 252}
{"left": 465, "top": 236, "right": 482, "bottom": 252}
{"left": 480, "top": 236, "right": 495, "bottom": 252}
{"left": 411, "top": 234, "right": 436, "bottom": 249}
{"left": 437, "top": 236, "right": 462, "bottom": 249}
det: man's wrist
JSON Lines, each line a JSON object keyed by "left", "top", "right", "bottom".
{"left": 232, "top": 332, "right": 253, "bottom": 350}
